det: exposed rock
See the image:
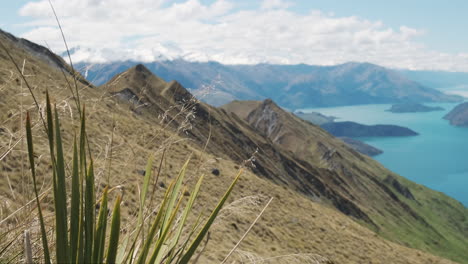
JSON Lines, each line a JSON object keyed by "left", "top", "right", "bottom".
{"left": 384, "top": 175, "right": 415, "bottom": 200}
{"left": 211, "top": 168, "right": 220, "bottom": 176}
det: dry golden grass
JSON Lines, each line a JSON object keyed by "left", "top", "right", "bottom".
{"left": 0, "top": 30, "right": 464, "bottom": 264}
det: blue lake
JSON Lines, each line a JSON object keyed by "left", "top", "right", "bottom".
{"left": 300, "top": 103, "right": 468, "bottom": 206}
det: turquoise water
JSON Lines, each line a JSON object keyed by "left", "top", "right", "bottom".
{"left": 300, "top": 103, "right": 468, "bottom": 206}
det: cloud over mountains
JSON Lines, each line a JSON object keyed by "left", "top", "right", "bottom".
{"left": 18, "top": 0, "right": 468, "bottom": 71}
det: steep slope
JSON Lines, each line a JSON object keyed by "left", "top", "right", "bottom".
{"left": 444, "top": 102, "right": 468, "bottom": 126}
{"left": 78, "top": 60, "right": 462, "bottom": 107}
{"left": 1, "top": 29, "right": 467, "bottom": 263}
{"left": 223, "top": 99, "right": 468, "bottom": 262}
{"left": 0, "top": 28, "right": 91, "bottom": 87}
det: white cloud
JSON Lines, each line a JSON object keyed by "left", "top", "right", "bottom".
{"left": 261, "top": 0, "right": 293, "bottom": 10}
{"left": 17, "top": 0, "right": 468, "bottom": 71}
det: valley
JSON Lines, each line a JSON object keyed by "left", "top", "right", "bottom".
{"left": 1, "top": 28, "right": 467, "bottom": 264}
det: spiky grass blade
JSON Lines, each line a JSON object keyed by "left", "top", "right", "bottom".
{"left": 106, "top": 195, "right": 121, "bottom": 264}
{"left": 93, "top": 188, "right": 109, "bottom": 264}
{"left": 179, "top": 170, "right": 242, "bottom": 264}
{"left": 122, "top": 156, "right": 154, "bottom": 263}
{"left": 70, "top": 137, "right": 80, "bottom": 262}
{"left": 84, "top": 161, "right": 95, "bottom": 264}
{"left": 45, "top": 92, "right": 55, "bottom": 157}
{"left": 147, "top": 192, "right": 185, "bottom": 264}
{"left": 166, "top": 174, "right": 205, "bottom": 262}
{"left": 53, "top": 106, "right": 70, "bottom": 263}
{"left": 77, "top": 106, "right": 87, "bottom": 264}
{"left": 162, "top": 158, "right": 190, "bottom": 230}
{"left": 25, "top": 113, "right": 51, "bottom": 264}
{"left": 115, "top": 234, "right": 128, "bottom": 264}
{"left": 173, "top": 214, "right": 203, "bottom": 264}
{"left": 135, "top": 185, "right": 173, "bottom": 264}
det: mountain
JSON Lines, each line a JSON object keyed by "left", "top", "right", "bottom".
{"left": 386, "top": 103, "right": 444, "bottom": 113}
{"left": 77, "top": 60, "right": 462, "bottom": 108}
{"left": 0, "top": 28, "right": 91, "bottom": 86}
{"left": 321, "top": 121, "right": 419, "bottom": 137}
{"left": 225, "top": 101, "right": 382, "bottom": 156}
{"left": 444, "top": 102, "right": 468, "bottom": 126}
{"left": 1, "top": 29, "right": 468, "bottom": 263}
{"left": 339, "top": 137, "right": 383, "bottom": 156}
{"left": 222, "top": 99, "right": 468, "bottom": 262}
{"left": 294, "top": 111, "right": 336, "bottom": 125}
{"left": 399, "top": 69, "right": 468, "bottom": 90}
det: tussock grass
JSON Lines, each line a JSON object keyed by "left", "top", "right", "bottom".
{"left": 8, "top": 79, "right": 242, "bottom": 263}
{"left": 0, "top": 9, "right": 244, "bottom": 261}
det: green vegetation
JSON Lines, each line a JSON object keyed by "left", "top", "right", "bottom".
{"left": 0, "top": 9, "right": 466, "bottom": 263}
{"left": 20, "top": 92, "right": 240, "bottom": 263}
{"left": 0, "top": 22, "right": 242, "bottom": 261}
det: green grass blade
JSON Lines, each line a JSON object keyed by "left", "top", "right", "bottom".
{"left": 122, "top": 156, "right": 154, "bottom": 263}
{"left": 84, "top": 160, "right": 95, "bottom": 264}
{"left": 77, "top": 209, "right": 85, "bottom": 264}
{"left": 162, "top": 158, "right": 190, "bottom": 230}
{"left": 106, "top": 195, "right": 121, "bottom": 264}
{"left": 172, "top": 214, "right": 203, "bottom": 264}
{"left": 179, "top": 170, "right": 242, "bottom": 264}
{"left": 135, "top": 185, "right": 173, "bottom": 264}
{"left": 25, "top": 113, "right": 51, "bottom": 264}
{"left": 147, "top": 193, "right": 185, "bottom": 264}
{"left": 115, "top": 231, "right": 129, "bottom": 264}
{"left": 80, "top": 105, "right": 87, "bottom": 174}
{"left": 45, "top": 91, "right": 55, "bottom": 157}
{"left": 93, "top": 188, "right": 109, "bottom": 264}
{"left": 70, "top": 137, "right": 80, "bottom": 262}
{"left": 53, "top": 106, "right": 70, "bottom": 263}
{"left": 138, "top": 155, "right": 154, "bottom": 227}
{"left": 166, "top": 174, "right": 204, "bottom": 262}
{"left": 77, "top": 106, "right": 87, "bottom": 264}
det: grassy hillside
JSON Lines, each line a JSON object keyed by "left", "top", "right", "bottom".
{"left": 223, "top": 99, "right": 468, "bottom": 263}
{"left": 0, "top": 29, "right": 466, "bottom": 263}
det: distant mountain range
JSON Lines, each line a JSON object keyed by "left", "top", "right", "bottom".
{"left": 77, "top": 60, "right": 462, "bottom": 108}
{"left": 2, "top": 27, "right": 468, "bottom": 263}
{"left": 398, "top": 69, "right": 468, "bottom": 90}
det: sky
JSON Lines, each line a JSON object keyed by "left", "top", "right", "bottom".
{"left": 1, "top": 0, "right": 468, "bottom": 72}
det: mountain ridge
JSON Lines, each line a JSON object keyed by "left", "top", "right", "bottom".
{"left": 1, "top": 28, "right": 467, "bottom": 263}
{"left": 77, "top": 60, "right": 462, "bottom": 108}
